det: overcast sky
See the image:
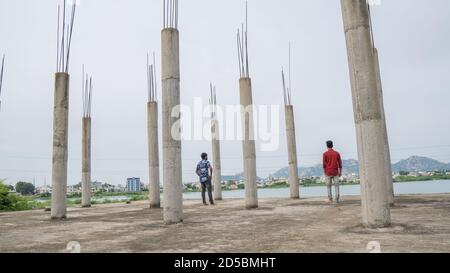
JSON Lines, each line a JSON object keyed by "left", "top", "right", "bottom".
{"left": 0, "top": 0, "right": 449, "bottom": 186}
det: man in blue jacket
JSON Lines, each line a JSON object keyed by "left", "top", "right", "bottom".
{"left": 196, "top": 153, "right": 215, "bottom": 205}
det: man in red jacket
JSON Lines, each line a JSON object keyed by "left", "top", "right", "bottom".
{"left": 323, "top": 140, "right": 342, "bottom": 203}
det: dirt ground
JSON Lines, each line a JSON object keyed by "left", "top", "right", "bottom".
{"left": 0, "top": 194, "right": 449, "bottom": 253}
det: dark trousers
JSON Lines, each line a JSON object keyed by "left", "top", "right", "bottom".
{"left": 201, "top": 179, "right": 213, "bottom": 204}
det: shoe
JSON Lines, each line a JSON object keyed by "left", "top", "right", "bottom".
{"left": 203, "top": 202, "right": 208, "bottom": 206}
{"left": 210, "top": 202, "right": 215, "bottom": 205}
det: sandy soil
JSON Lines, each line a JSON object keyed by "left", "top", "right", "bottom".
{"left": 0, "top": 194, "right": 449, "bottom": 253}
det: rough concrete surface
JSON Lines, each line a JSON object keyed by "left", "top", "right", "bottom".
{"left": 341, "top": 0, "right": 391, "bottom": 227}
{"left": 161, "top": 28, "right": 183, "bottom": 224}
{"left": 51, "top": 72, "right": 70, "bottom": 219}
{"left": 239, "top": 77, "right": 258, "bottom": 209}
{"left": 284, "top": 105, "right": 299, "bottom": 199}
{"left": 81, "top": 117, "right": 91, "bottom": 208}
{"left": 1, "top": 194, "right": 449, "bottom": 253}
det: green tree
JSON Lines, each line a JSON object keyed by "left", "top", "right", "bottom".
{"left": 0, "top": 182, "right": 33, "bottom": 211}
{"left": 15, "top": 181, "right": 35, "bottom": 196}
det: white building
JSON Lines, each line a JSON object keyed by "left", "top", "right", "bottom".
{"left": 36, "top": 185, "right": 52, "bottom": 194}
{"left": 126, "top": 178, "right": 142, "bottom": 192}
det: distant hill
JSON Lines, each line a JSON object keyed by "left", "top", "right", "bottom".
{"left": 271, "top": 159, "right": 359, "bottom": 178}
{"left": 392, "top": 156, "right": 450, "bottom": 172}
{"left": 270, "top": 156, "right": 450, "bottom": 179}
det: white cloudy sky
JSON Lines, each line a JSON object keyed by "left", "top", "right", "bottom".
{"left": 0, "top": 0, "right": 449, "bottom": 186}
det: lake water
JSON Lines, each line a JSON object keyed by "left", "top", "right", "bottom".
{"left": 182, "top": 180, "right": 450, "bottom": 200}
{"left": 34, "top": 180, "right": 450, "bottom": 203}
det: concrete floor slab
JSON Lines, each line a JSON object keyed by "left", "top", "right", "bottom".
{"left": 0, "top": 194, "right": 449, "bottom": 253}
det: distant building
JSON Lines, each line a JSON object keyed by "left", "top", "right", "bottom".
{"left": 67, "top": 185, "right": 81, "bottom": 194}
{"left": 102, "top": 183, "right": 116, "bottom": 192}
{"left": 91, "top": 181, "right": 103, "bottom": 192}
{"left": 126, "top": 177, "right": 142, "bottom": 192}
{"left": 36, "top": 185, "right": 52, "bottom": 194}
{"left": 116, "top": 184, "right": 127, "bottom": 192}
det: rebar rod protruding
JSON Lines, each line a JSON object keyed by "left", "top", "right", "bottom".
{"left": 163, "top": 0, "right": 178, "bottom": 29}
{"left": 147, "top": 52, "right": 158, "bottom": 102}
{"left": 65, "top": 0, "right": 77, "bottom": 73}
{"left": 56, "top": 0, "right": 77, "bottom": 73}
{"left": 61, "top": 0, "right": 66, "bottom": 71}
{"left": 281, "top": 43, "right": 293, "bottom": 106}
{"left": 82, "top": 65, "right": 93, "bottom": 118}
{"left": 56, "top": 5, "right": 60, "bottom": 71}
{"left": 0, "top": 54, "right": 4, "bottom": 95}
{"left": 236, "top": 1, "right": 250, "bottom": 78}
{"left": 0, "top": 54, "right": 4, "bottom": 111}
{"left": 82, "top": 64, "right": 85, "bottom": 113}
{"left": 281, "top": 68, "right": 288, "bottom": 106}
{"left": 153, "top": 52, "right": 157, "bottom": 101}
{"left": 163, "top": 0, "right": 166, "bottom": 28}
{"left": 147, "top": 53, "right": 151, "bottom": 101}
{"left": 210, "top": 83, "right": 217, "bottom": 119}
{"left": 367, "top": 0, "right": 375, "bottom": 51}
{"left": 245, "top": 1, "right": 249, "bottom": 78}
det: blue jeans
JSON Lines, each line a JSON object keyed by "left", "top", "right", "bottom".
{"left": 201, "top": 178, "right": 213, "bottom": 204}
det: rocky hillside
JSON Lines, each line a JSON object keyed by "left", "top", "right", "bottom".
{"left": 392, "top": 156, "right": 450, "bottom": 172}
{"left": 269, "top": 156, "right": 450, "bottom": 179}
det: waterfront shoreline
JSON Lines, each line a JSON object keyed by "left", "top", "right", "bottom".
{"left": 3, "top": 179, "right": 449, "bottom": 212}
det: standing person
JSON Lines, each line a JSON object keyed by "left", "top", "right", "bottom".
{"left": 196, "top": 153, "right": 214, "bottom": 205}
{"left": 323, "top": 140, "right": 342, "bottom": 203}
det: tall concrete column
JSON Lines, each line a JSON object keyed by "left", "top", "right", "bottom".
{"left": 51, "top": 72, "right": 69, "bottom": 219}
{"left": 341, "top": 0, "right": 391, "bottom": 228}
{"left": 285, "top": 105, "right": 300, "bottom": 199}
{"left": 239, "top": 78, "right": 258, "bottom": 209}
{"left": 161, "top": 28, "right": 183, "bottom": 224}
{"left": 81, "top": 117, "right": 91, "bottom": 207}
{"left": 148, "top": 101, "right": 161, "bottom": 208}
{"left": 211, "top": 118, "right": 222, "bottom": 200}
{"left": 373, "top": 48, "right": 394, "bottom": 205}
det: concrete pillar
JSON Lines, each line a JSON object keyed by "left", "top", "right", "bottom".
{"left": 161, "top": 28, "right": 183, "bottom": 224}
{"left": 148, "top": 101, "right": 161, "bottom": 208}
{"left": 284, "top": 105, "right": 300, "bottom": 199}
{"left": 51, "top": 72, "right": 69, "bottom": 219}
{"left": 239, "top": 78, "right": 258, "bottom": 209}
{"left": 373, "top": 48, "right": 394, "bottom": 205}
{"left": 81, "top": 117, "right": 91, "bottom": 207}
{"left": 340, "top": 0, "right": 391, "bottom": 228}
{"left": 211, "top": 119, "right": 222, "bottom": 200}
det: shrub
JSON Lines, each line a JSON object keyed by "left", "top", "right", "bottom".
{"left": 0, "top": 182, "right": 34, "bottom": 211}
